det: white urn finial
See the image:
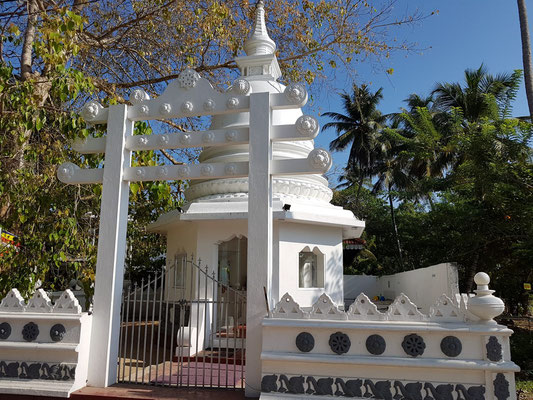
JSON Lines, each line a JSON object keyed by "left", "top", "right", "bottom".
{"left": 244, "top": 0, "right": 276, "bottom": 56}
{"left": 467, "top": 272, "right": 505, "bottom": 324}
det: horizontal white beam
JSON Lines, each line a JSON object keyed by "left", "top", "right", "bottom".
{"left": 261, "top": 351, "right": 521, "bottom": 372}
{"left": 124, "top": 162, "right": 249, "bottom": 182}
{"left": 125, "top": 128, "right": 249, "bottom": 151}
{"left": 57, "top": 162, "right": 104, "bottom": 184}
{"left": 58, "top": 148, "right": 331, "bottom": 185}
{"left": 72, "top": 137, "right": 106, "bottom": 154}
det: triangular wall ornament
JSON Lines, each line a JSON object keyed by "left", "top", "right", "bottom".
{"left": 52, "top": 289, "right": 82, "bottom": 314}
{"left": 347, "top": 293, "right": 385, "bottom": 321}
{"left": 0, "top": 289, "right": 26, "bottom": 311}
{"left": 272, "top": 293, "right": 306, "bottom": 319}
{"left": 429, "top": 294, "right": 466, "bottom": 322}
{"left": 27, "top": 289, "right": 53, "bottom": 313}
{"left": 386, "top": 293, "right": 426, "bottom": 321}
{"left": 309, "top": 293, "right": 347, "bottom": 320}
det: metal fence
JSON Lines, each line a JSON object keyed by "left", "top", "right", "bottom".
{"left": 117, "top": 256, "right": 246, "bottom": 389}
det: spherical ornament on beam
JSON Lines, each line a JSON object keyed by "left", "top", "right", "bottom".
{"left": 227, "top": 97, "right": 240, "bottom": 109}
{"left": 308, "top": 148, "right": 332, "bottom": 173}
{"left": 204, "top": 99, "right": 216, "bottom": 111}
{"left": 179, "top": 134, "right": 192, "bottom": 145}
{"left": 57, "top": 163, "right": 77, "bottom": 183}
{"left": 159, "top": 134, "right": 170, "bottom": 145}
{"left": 225, "top": 130, "right": 238, "bottom": 142}
{"left": 202, "top": 132, "right": 215, "bottom": 143}
{"left": 181, "top": 101, "right": 194, "bottom": 113}
{"left": 178, "top": 166, "right": 190, "bottom": 177}
{"left": 80, "top": 101, "right": 103, "bottom": 122}
{"left": 201, "top": 164, "right": 214, "bottom": 176}
{"left": 232, "top": 78, "right": 251, "bottom": 95}
{"left": 156, "top": 166, "right": 168, "bottom": 178}
{"left": 130, "top": 89, "right": 150, "bottom": 105}
{"left": 225, "top": 163, "right": 238, "bottom": 176}
{"left": 296, "top": 115, "right": 319, "bottom": 137}
{"left": 284, "top": 83, "right": 307, "bottom": 104}
{"left": 160, "top": 103, "right": 172, "bottom": 115}
{"left": 139, "top": 105, "right": 149, "bottom": 115}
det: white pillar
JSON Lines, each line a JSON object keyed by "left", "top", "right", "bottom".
{"left": 87, "top": 104, "right": 133, "bottom": 387}
{"left": 246, "top": 92, "right": 272, "bottom": 397}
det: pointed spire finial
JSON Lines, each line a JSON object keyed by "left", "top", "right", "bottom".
{"left": 244, "top": 0, "right": 276, "bottom": 56}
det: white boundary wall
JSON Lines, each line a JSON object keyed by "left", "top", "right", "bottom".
{"left": 0, "top": 289, "right": 91, "bottom": 398}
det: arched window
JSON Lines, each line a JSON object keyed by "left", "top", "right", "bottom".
{"left": 298, "top": 246, "right": 325, "bottom": 288}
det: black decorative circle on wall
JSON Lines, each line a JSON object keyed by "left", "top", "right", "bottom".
{"left": 22, "top": 322, "right": 39, "bottom": 342}
{"left": 402, "top": 334, "right": 425, "bottom": 357}
{"left": 440, "top": 336, "right": 462, "bottom": 357}
{"left": 366, "top": 334, "right": 386, "bottom": 355}
{"left": 0, "top": 322, "right": 11, "bottom": 340}
{"left": 295, "top": 332, "right": 314, "bottom": 353}
{"left": 50, "top": 324, "right": 66, "bottom": 342}
{"left": 329, "top": 332, "right": 351, "bottom": 355}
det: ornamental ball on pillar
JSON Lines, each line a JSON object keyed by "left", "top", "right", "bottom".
{"left": 467, "top": 272, "right": 505, "bottom": 324}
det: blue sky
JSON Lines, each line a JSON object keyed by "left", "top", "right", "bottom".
{"left": 310, "top": 1, "right": 529, "bottom": 180}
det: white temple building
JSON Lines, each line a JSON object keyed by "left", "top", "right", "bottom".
{"left": 149, "top": 1, "right": 364, "bottom": 310}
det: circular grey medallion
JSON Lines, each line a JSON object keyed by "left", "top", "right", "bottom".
{"left": 22, "top": 322, "right": 39, "bottom": 342}
{"left": 366, "top": 334, "right": 386, "bottom": 355}
{"left": 329, "top": 332, "right": 351, "bottom": 355}
{"left": 295, "top": 332, "right": 314, "bottom": 352}
{"left": 402, "top": 334, "right": 425, "bottom": 357}
{"left": 440, "top": 336, "right": 462, "bottom": 357}
{"left": 50, "top": 324, "right": 66, "bottom": 342}
{"left": 0, "top": 322, "right": 11, "bottom": 340}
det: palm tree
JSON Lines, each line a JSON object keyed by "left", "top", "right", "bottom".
{"left": 323, "top": 84, "right": 387, "bottom": 209}
{"left": 432, "top": 65, "right": 522, "bottom": 122}
{"left": 517, "top": 0, "right": 533, "bottom": 120}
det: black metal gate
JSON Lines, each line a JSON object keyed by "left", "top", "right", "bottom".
{"left": 117, "top": 256, "right": 246, "bottom": 389}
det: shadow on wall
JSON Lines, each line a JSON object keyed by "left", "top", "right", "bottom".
{"left": 343, "top": 263, "right": 459, "bottom": 314}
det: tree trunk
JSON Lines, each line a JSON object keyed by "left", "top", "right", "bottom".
{"left": 388, "top": 188, "right": 404, "bottom": 270}
{"left": 518, "top": 0, "right": 533, "bottom": 120}
{"left": 354, "top": 170, "right": 364, "bottom": 216}
{"left": 21, "top": 0, "right": 38, "bottom": 81}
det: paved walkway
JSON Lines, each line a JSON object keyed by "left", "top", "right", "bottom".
{"left": 71, "top": 384, "right": 248, "bottom": 400}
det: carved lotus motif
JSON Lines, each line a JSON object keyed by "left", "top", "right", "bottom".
{"left": 329, "top": 332, "right": 350, "bottom": 355}
{"left": 308, "top": 148, "right": 331, "bottom": 172}
{"left": 181, "top": 101, "right": 194, "bottom": 113}
{"left": 80, "top": 101, "right": 102, "bottom": 122}
{"left": 22, "top": 322, "right": 39, "bottom": 342}
{"left": 402, "top": 334, "right": 425, "bottom": 357}
{"left": 232, "top": 78, "right": 251, "bottom": 95}
{"left": 160, "top": 103, "right": 172, "bottom": 114}
{"left": 130, "top": 89, "right": 149, "bottom": 104}
{"left": 227, "top": 97, "right": 239, "bottom": 109}
{"left": 296, "top": 115, "right": 319, "bottom": 137}
{"left": 285, "top": 83, "right": 307, "bottom": 103}
{"left": 178, "top": 68, "right": 201, "bottom": 89}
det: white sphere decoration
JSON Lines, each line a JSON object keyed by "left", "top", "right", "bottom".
{"left": 225, "top": 130, "right": 237, "bottom": 142}
{"left": 57, "top": 162, "right": 76, "bottom": 183}
{"left": 226, "top": 97, "right": 239, "bottom": 109}
{"left": 203, "top": 99, "right": 216, "bottom": 111}
{"left": 284, "top": 83, "right": 307, "bottom": 104}
{"left": 467, "top": 271, "right": 505, "bottom": 324}
{"left": 201, "top": 164, "right": 214, "bottom": 176}
{"left": 80, "top": 101, "right": 103, "bottom": 122}
{"left": 181, "top": 101, "right": 194, "bottom": 113}
{"left": 179, "top": 133, "right": 192, "bottom": 145}
{"left": 178, "top": 166, "right": 190, "bottom": 177}
{"left": 135, "top": 168, "right": 145, "bottom": 178}
{"left": 232, "top": 78, "right": 251, "bottom": 95}
{"left": 139, "top": 105, "right": 149, "bottom": 115}
{"left": 156, "top": 166, "right": 168, "bottom": 178}
{"left": 225, "top": 163, "right": 237, "bottom": 175}
{"left": 160, "top": 103, "right": 172, "bottom": 115}
{"left": 159, "top": 134, "right": 170, "bottom": 145}
{"left": 308, "top": 148, "right": 332, "bottom": 172}
{"left": 137, "top": 136, "right": 148, "bottom": 146}
{"left": 296, "top": 115, "right": 319, "bottom": 137}
{"left": 202, "top": 132, "right": 215, "bottom": 143}
{"left": 130, "top": 89, "right": 150, "bottom": 105}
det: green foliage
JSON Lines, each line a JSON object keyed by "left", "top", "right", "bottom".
{"left": 330, "top": 66, "right": 533, "bottom": 300}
